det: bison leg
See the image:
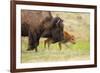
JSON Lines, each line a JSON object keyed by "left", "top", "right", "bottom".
{"left": 34, "top": 41, "right": 39, "bottom": 52}
{"left": 27, "top": 31, "right": 39, "bottom": 52}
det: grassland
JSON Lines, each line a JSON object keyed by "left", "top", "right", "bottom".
{"left": 21, "top": 37, "right": 90, "bottom": 63}
{"left": 21, "top": 12, "right": 90, "bottom": 63}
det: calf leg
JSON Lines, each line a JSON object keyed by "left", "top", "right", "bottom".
{"left": 48, "top": 41, "right": 50, "bottom": 50}
{"left": 44, "top": 40, "right": 47, "bottom": 48}
{"left": 44, "top": 39, "right": 51, "bottom": 50}
{"left": 58, "top": 42, "right": 62, "bottom": 50}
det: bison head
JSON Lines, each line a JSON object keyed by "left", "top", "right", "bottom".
{"left": 51, "top": 16, "right": 64, "bottom": 43}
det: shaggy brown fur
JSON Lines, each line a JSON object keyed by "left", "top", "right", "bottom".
{"left": 21, "top": 10, "right": 64, "bottom": 52}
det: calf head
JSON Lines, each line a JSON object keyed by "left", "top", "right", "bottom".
{"left": 69, "top": 35, "right": 76, "bottom": 44}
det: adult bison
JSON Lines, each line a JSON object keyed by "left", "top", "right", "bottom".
{"left": 44, "top": 31, "right": 75, "bottom": 50}
{"left": 21, "top": 10, "right": 64, "bottom": 52}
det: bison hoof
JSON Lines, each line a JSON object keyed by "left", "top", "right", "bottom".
{"left": 27, "top": 48, "right": 38, "bottom": 52}
{"left": 27, "top": 49, "right": 33, "bottom": 51}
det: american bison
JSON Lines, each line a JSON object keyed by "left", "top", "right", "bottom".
{"left": 44, "top": 31, "right": 75, "bottom": 50}
{"left": 21, "top": 10, "right": 64, "bottom": 52}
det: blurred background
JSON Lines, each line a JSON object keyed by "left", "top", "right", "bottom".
{"left": 51, "top": 11, "right": 90, "bottom": 41}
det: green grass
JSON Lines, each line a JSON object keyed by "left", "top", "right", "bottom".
{"left": 21, "top": 37, "right": 90, "bottom": 63}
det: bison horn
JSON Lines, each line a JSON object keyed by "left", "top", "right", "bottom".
{"left": 56, "top": 19, "right": 61, "bottom": 25}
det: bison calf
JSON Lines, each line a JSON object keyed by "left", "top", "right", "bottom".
{"left": 44, "top": 31, "right": 75, "bottom": 50}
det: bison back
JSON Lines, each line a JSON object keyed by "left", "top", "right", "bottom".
{"left": 21, "top": 10, "right": 52, "bottom": 36}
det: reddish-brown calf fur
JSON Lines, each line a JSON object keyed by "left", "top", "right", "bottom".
{"left": 44, "top": 31, "right": 75, "bottom": 50}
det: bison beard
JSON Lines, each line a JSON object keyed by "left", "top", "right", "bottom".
{"left": 21, "top": 10, "right": 64, "bottom": 52}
